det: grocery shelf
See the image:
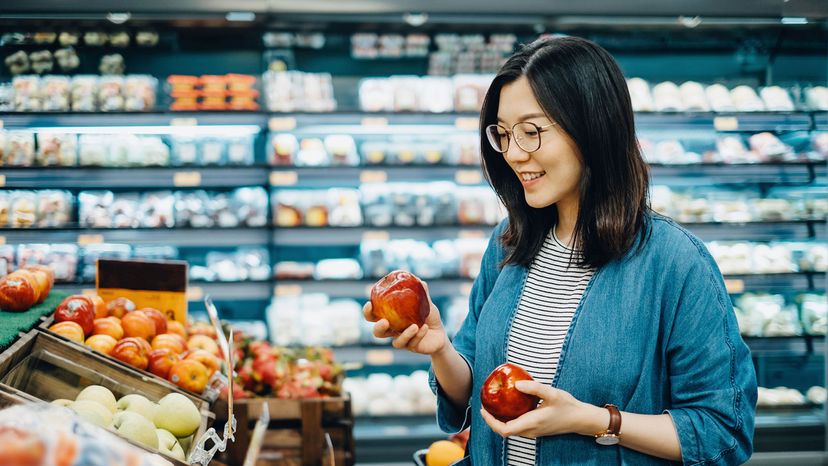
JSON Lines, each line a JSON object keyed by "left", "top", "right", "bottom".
{"left": 334, "top": 345, "right": 431, "bottom": 368}
{"left": 52, "top": 280, "right": 273, "bottom": 301}
{"left": 273, "top": 225, "right": 495, "bottom": 245}
{"left": 681, "top": 220, "right": 826, "bottom": 241}
{"left": 0, "top": 227, "right": 271, "bottom": 246}
{"left": 744, "top": 336, "right": 825, "bottom": 355}
{"left": 0, "top": 166, "right": 269, "bottom": 189}
{"left": 635, "top": 112, "right": 814, "bottom": 132}
{"left": 269, "top": 166, "right": 485, "bottom": 187}
{"left": 724, "top": 272, "right": 825, "bottom": 292}
{"left": 649, "top": 162, "right": 825, "bottom": 184}
{"left": 814, "top": 112, "right": 828, "bottom": 130}
{"left": 274, "top": 278, "right": 473, "bottom": 298}
{"left": 0, "top": 111, "right": 267, "bottom": 129}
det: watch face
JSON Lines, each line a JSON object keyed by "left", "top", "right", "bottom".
{"left": 596, "top": 435, "right": 620, "bottom": 446}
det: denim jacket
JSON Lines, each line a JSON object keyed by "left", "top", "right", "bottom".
{"left": 429, "top": 215, "right": 757, "bottom": 465}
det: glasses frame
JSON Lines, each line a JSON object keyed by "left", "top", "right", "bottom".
{"left": 485, "top": 121, "right": 558, "bottom": 154}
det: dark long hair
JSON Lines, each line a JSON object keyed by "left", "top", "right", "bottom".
{"left": 481, "top": 35, "right": 650, "bottom": 269}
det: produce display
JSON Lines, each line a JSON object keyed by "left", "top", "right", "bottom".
{"left": 358, "top": 74, "right": 493, "bottom": 112}
{"left": 343, "top": 370, "right": 436, "bottom": 416}
{"left": 53, "top": 385, "right": 201, "bottom": 461}
{"left": 707, "top": 242, "right": 826, "bottom": 275}
{"left": 0, "top": 264, "right": 54, "bottom": 311}
{"left": 168, "top": 74, "right": 259, "bottom": 111}
{"left": 47, "top": 294, "right": 222, "bottom": 395}
{"left": 262, "top": 70, "right": 336, "bottom": 112}
{"left": 0, "top": 403, "right": 170, "bottom": 466}
{"left": 480, "top": 363, "right": 539, "bottom": 422}
{"left": 9, "top": 74, "right": 157, "bottom": 112}
{"left": 734, "top": 293, "right": 826, "bottom": 337}
{"left": 639, "top": 132, "right": 825, "bottom": 165}
{"left": 0, "top": 190, "right": 73, "bottom": 227}
{"left": 757, "top": 386, "right": 827, "bottom": 407}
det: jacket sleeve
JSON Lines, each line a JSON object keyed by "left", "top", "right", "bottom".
{"left": 663, "top": 243, "right": 758, "bottom": 465}
{"left": 428, "top": 221, "right": 506, "bottom": 433}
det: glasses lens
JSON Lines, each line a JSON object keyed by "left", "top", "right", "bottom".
{"left": 514, "top": 122, "right": 542, "bottom": 152}
{"left": 485, "top": 124, "right": 508, "bottom": 153}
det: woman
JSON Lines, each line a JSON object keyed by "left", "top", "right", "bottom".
{"left": 364, "top": 36, "right": 757, "bottom": 465}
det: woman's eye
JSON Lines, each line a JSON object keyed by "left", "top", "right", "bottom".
{"left": 524, "top": 131, "right": 538, "bottom": 137}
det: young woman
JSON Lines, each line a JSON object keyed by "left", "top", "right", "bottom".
{"left": 364, "top": 36, "right": 757, "bottom": 465}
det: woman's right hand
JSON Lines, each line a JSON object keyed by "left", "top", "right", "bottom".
{"left": 363, "top": 281, "right": 449, "bottom": 356}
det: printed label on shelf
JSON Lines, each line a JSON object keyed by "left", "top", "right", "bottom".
{"left": 713, "top": 116, "right": 739, "bottom": 131}
{"left": 361, "top": 117, "right": 389, "bottom": 127}
{"left": 275, "top": 284, "right": 303, "bottom": 296}
{"left": 187, "top": 286, "right": 204, "bottom": 302}
{"left": 173, "top": 171, "right": 202, "bottom": 187}
{"left": 455, "top": 170, "right": 483, "bottom": 185}
{"left": 458, "top": 229, "right": 486, "bottom": 239}
{"left": 365, "top": 349, "right": 394, "bottom": 365}
{"left": 78, "top": 234, "right": 105, "bottom": 245}
{"left": 459, "top": 283, "right": 474, "bottom": 295}
{"left": 724, "top": 279, "right": 745, "bottom": 294}
{"left": 170, "top": 118, "right": 199, "bottom": 126}
{"left": 268, "top": 117, "right": 297, "bottom": 131}
{"left": 270, "top": 171, "right": 298, "bottom": 186}
{"left": 362, "top": 230, "right": 390, "bottom": 241}
{"left": 360, "top": 170, "right": 388, "bottom": 183}
{"left": 0, "top": 175, "right": 5, "bottom": 187}
{"left": 455, "top": 117, "right": 479, "bottom": 130}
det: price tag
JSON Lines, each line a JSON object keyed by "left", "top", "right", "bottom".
{"left": 173, "top": 171, "right": 202, "bottom": 187}
{"left": 362, "top": 230, "right": 390, "bottom": 241}
{"left": 361, "top": 117, "right": 388, "bottom": 127}
{"left": 365, "top": 349, "right": 394, "bottom": 365}
{"left": 187, "top": 286, "right": 204, "bottom": 301}
{"left": 455, "top": 117, "right": 478, "bottom": 130}
{"left": 455, "top": 170, "right": 483, "bottom": 185}
{"left": 724, "top": 279, "right": 745, "bottom": 294}
{"left": 0, "top": 175, "right": 5, "bottom": 187}
{"left": 713, "top": 116, "right": 739, "bottom": 131}
{"left": 458, "top": 229, "right": 486, "bottom": 239}
{"left": 0, "top": 236, "right": 5, "bottom": 246}
{"left": 360, "top": 170, "right": 388, "bottom": 183}
{"left": 81, "top": 289, "right": 97, "bottom": 296}
{"left": 268, "top": 117, "right": 297, "bottom": 131}
{"left": 270, "top": 171, "right": 298, "bottom": 186}
{"left": 78, "top": 234, "right": 105, "bottom": 245}
{"left": 459, "top": 283, "right": 474, "bottom": 295}
{"left": 170, "top": 118, "right": 198, "bottom": 126}
{"left": 275, "top": 284, "right": 303, "bottom": 296}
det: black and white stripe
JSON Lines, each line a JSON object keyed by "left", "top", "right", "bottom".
{"left": 505, "top": 228, "right": 594, "bottom": 466}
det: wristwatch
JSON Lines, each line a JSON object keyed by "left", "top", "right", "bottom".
{"left": 595, "top": 404, "right": 621, "bottom": 446}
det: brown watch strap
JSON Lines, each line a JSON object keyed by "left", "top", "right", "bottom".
{"left": 604, "top": 404, "right": 622, "bottom": 435}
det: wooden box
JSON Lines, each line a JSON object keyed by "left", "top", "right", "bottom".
{"left": 0, "top": 329, "right": 215, "bottom": 465}
{"left": 214, "top": 397, "right": 355, "bottom": 466}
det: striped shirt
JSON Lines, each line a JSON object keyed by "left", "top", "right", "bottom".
{"left": 506, "top": 227, "right": 595, "bottom": 466}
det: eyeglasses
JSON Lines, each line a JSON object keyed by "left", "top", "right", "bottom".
{"left": 485, "top": 121, "right": 557, "bottom": 154}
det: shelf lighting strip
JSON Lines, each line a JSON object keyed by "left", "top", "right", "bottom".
{"left": 25, "top": 125, "right": 262, "bottom": 136}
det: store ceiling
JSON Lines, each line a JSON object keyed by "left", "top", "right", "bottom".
{"left": 0, "top": 0, "right": 825, "bottom": 19}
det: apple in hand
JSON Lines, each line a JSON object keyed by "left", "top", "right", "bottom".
{"left": 54, "top": 295, "right": 96, "bottom": 336}
{"left": 107, "top": 297, "right": 136, "bottom": 319}
{"left": 148, "top": 348, "right": 180, "bottom": 379}
{"left": 112, "top": 410, "right": 158, "bottom": 450}
{"left": 139, "top": 308, "right": 167, "bottom": 335}
{"left": 111, "top": 337, "right": 150, "bottom": 370}
{"left": 156, "top": 428, "right": 187, "bottom": 461}
{"left": 154, "top": 393, "right": 201, "bottom": 438}
{"left": 369, "top": 270, "right": 430, "bottom": 334}
{"left": 116, "top": 394, "right": 158, "bottom": 422}
{"left": 480, "top": 363, "right": 540, "bottom": 422}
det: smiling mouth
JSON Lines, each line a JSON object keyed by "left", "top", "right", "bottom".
{"left": 520, "top": 171, "right": 546, "bottom": 182}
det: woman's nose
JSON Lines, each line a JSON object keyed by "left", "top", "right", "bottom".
{"left": 504, "top": 140, "right": 531, "bottom": 163}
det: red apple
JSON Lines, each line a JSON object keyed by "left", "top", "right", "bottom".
{"left": 369, "top": 270, "right": 429, "bottom": 334}
{"left": 111, "top": 337, "right": 149, "bottom": 370}
{"left": 168, "top": 359, "right": 210, "bottom": 393}
{"left": 148, "top": 348, "right": 181, "bottom": 379}
{"left": 89, "top": 295, "right": 107, "bottom": 319}
{"left": 54, "top": 295, "right": 96, "bottom": 336}
{"left": 480, "top": 363, "right": 540, "bottom": 422}
{"left": 152, "top": 333, "right": 188, "bottom": 355}
{"left": 121, "top": 311, "right": 156, "bottom": 341}
{"left": 85, "top": 334, "right": 118, "bottom": 355}
{"left": 185, "top": 349, "right": 220, "bottom": 377}
{"left": 138, "top": 308, "right": 167, "bottom": 335}
{"left": 93, "top": 318, "right": 124, "bottom": 340}
{"left": 188, "top": 334, "right": 220, "bottom": 356}
{"left": 22, "top": 266, "right": 52, "bottom": 303}
{"left": 107, "top": 297, "right": 136, "bottom": 319}
{"left": 166, "top": 320, "right": 187, "bottom": 338}
{"left": 0, "top": 273, "right": 37, "bottom": 311}
{"left": 48, "top": 321, "right": 85, "bottom": 343}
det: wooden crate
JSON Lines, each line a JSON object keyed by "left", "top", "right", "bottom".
{"left": 214, "top": 397, "right": 355, "bottom": 466}
{"left": 39, "top": 314, "right": 213, "bottom": 404}
{"left": 0, "top": 329, "right": 215, "bottom": 465}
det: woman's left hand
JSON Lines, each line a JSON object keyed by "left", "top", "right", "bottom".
{"left": 480, "top": 380, "right": 603, "bottom": 439}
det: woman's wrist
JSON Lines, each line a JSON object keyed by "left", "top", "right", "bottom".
{"left": 572, "top": 402, "right": 611, "bottom": 437}
{"left": 430, "top": 334, "right": 453, "bottom": 359}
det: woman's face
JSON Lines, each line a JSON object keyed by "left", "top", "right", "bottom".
{"left": 496, "top": 76, "right": 583, "bottom": 210}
